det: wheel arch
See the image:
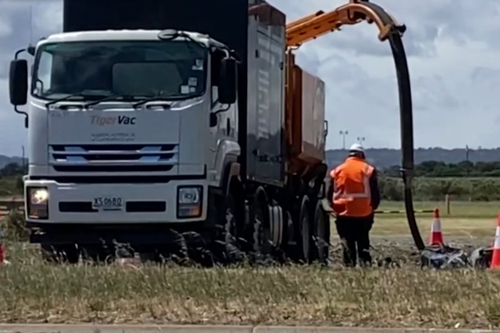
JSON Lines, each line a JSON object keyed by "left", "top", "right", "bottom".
{"left": 213, "top": 140, "right": 241, "bottom": 191}
{"left": 221, "top": 161, "right": 241, "bottom": 197}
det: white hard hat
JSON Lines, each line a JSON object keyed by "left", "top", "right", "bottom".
{"left": 349, "top": 143, "right": 365, "bottom": 153}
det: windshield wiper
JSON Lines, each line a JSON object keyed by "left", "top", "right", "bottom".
{"left": 83, "top": 94, "right": 142, "bottom": 108}
{"left": 45, "top": 93, "right": 87, "bottom": 107}
{"left": 45, "top": 91, "right": 115, "bottom": 107}
{"left": 132, "top": 96, "right": 186, "bottom": 108}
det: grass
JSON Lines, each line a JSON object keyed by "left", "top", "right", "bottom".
{"left": 0, "top": 243, "right": 499, "bottom": 328}
{"left": 370, "top": 217, "right": 496, "bottom": 237}
{"left": 379, "top": 200, "right": 500, "bottom": 218}
{"left": 366, "top": 201, "right": 500, "bottom": 237}
{"left": 1, "top": 200, "right": 500, "bottom": 327}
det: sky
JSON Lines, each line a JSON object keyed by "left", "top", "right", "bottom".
{"left": 0, "top": 0, "right": 499, "bottom": 156}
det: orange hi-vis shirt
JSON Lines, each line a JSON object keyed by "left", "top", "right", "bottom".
{"left": 330, "top": 156, "right": 374, "bottom": 217}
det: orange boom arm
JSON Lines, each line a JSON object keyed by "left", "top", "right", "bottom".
{"left": 285, "top": 0, "right": 406, "bottom": 48}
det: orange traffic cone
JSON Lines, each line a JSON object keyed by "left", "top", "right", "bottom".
{"left": 429, "top": 208, "right": 444, "bottom": 246}
{"left": 490, "top": 211, "right": 500, "bottom": 269}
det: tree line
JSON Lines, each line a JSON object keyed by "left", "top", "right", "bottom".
{"left": 3, "top": 160, "right": 499, "bottom": 178}
{"left": 377, "top": 161, "right": 500, "bottom": 201}
{"left": 379, "top": 177, "right": 500, "bottom": 202}
{"left": 0, "top": 162, "right": 27, "bottom": 195}
{"left": 0, "top": 162, "right": 27, "bottom": 177}
{"left": 382, "top": 160, "right": 500, "bottom": 177}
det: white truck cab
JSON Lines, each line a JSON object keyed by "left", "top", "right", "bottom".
{"left": 9, "top": 29, "right": 241, "bottom": 261}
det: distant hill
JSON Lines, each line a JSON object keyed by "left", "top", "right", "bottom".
{"left": 327, "top": 148, "right": 500, "bottom": 169}
{"left": 0, "top": 147, "right": 498, "bottom": 170}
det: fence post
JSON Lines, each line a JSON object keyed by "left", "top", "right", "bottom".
{"left": 445, "top": 194, "right": 450, "bottom": 215}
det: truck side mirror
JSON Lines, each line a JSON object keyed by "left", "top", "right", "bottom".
{"left": 218, "top": 58, "right": 237, "bottom": 104}
{"left": 9, "top": 59, "right": 28, "bottom": 106}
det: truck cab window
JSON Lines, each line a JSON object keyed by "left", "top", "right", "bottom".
{"left": 33, "top": 51, "right": 53, "bottom": 95}
{"left": 31, "top": 40, "right": 208, "bottom": 101}
{"left": 113, "top": 62, "right": 183, "bottom": 96}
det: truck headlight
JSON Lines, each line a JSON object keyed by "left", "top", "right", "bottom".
{"left": 177, "top": 186, "right": 202, "bottom": 218}
{"left": 27, "top": 187, "right": 49, "bottom": 219}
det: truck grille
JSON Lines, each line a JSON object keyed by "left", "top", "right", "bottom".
{"left": 49, "top": 144, "right": 178, "bottom": 172}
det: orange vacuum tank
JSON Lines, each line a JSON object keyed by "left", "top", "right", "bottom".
{"left": 286, "top": 54, "right": 326, "bottom": 176}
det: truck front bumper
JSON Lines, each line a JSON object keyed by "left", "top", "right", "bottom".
{"left": 24, "top": 179, "right": 208, "bottom": 224}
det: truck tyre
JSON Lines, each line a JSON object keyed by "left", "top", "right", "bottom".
{"left": 296, "top": 195, "right": 312, "bottom": 264}
{"left": 251, "top": 191, "right": 273, "bottom": 262}
{"left": 81, "top": 245, "right": 114, "bottom": 264}
{"left": 312, "top": 200, "right": 330, "bottom": 264}
{"left": 182, "top": 231, "right": 214, "bottom": 267}
{"left": 212, "top": 190, "right": 243, "bottom": 265}
{"left": 155, "top": 229, "right": 189, "bottom": 265}
{"left": 41, "top": 243, "right": 79, "bottom": 264}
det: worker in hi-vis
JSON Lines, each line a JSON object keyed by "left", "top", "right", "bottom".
{"left": 327, "top": 143, "right": 381, "bottom": 267}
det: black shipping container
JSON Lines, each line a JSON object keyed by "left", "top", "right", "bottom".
{"left": 63, "top": 0, "right": 286, "bottom": 186}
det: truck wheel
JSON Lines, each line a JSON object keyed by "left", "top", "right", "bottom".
{"left": 81, "top": 245, "right": 113, "bottom": 264}
{"left": 296, "top": 196, "right": 312, "bottom": 264}
{"left": 213, "top": 191, "right": 243, "bottom": 264}
{"left": 161, "top": 229, "right": 190, "bottom": 265}
{"left": 182, "top": 231, "right": 214, "bottom": 267}
{"left": 312, "top": 200, "right": 330, "bottom": 264}
{"left": 41, "top": 243, "right": 79, "bottom": 264}
{"left": 252, "top": 193, "right": 273, "bottom": 261}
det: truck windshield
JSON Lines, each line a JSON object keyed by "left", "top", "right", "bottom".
{"left": 31, "top": 40, "right": 207, "bottom": 101}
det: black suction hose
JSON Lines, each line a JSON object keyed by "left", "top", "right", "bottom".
{"left": 354, "top": 1, "right": 425, "bottom": 250}
{"left": 388, "top": 33, "right": 424, "bottom": 250}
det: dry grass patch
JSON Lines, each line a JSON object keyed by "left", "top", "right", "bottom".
{"left": 326, "top": 201, "right": 500, "bottom": 238}
{"left": 328, "top": 215, "right": 496, "bottom": 238}
{"left": 1, "top": 200, "right": 498, "bottom": 328}
{"left": 370, "top": 217, "right": 496, "bottom": 237}
{"left": 378, "top": 201, "right": 500, "bottom": 219}
{"left": 0, "top": 243, "right": 499, "bottom": 328}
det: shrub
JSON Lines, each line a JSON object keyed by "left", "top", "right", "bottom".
{"left": 0, "top": 208, "right": 29, "bottom": 242}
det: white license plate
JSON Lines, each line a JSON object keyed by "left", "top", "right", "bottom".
{"left": 92, "top": 196, "right": 123, "bottom": 211}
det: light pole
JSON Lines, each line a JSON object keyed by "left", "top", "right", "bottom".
{"left": 339, "top": 130, "right": 348, "bottom": 150}
{"left": 21, "top": 145, "right": 25, "bottom": 172}
{"left": 465, "top": 144, "right": 470, "bottom": 175}
{"left": 357, "top": 137, "right": 366, "bottom": 145}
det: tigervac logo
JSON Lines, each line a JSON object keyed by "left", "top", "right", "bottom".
{"left": 91, "top": 115, "right": 136, "bottom": 126}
